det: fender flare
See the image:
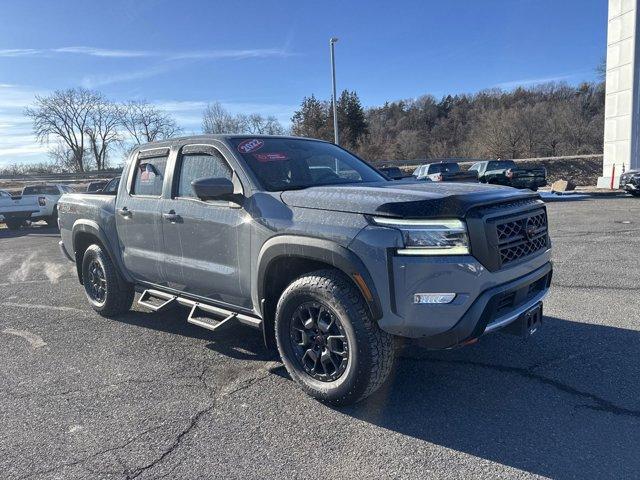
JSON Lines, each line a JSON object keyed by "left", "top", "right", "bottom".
{"left": 255, "top": 235, "right": 382, "bottom": 320}
{"left": 71, "top": 219, "right": 133, "bottom": 284}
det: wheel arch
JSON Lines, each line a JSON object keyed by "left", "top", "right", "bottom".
{"left": 256, "top": 236, "right": 383, "bottom": 333}
{"left": 71, "top": 220, "right": 132, "bottom": 286}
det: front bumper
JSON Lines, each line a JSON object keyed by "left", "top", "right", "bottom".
{"left": 413, "top": 262, "right": 552, "bottom": 348}
{"left": 349, "top": 221, "right": 552, "bottom": 348}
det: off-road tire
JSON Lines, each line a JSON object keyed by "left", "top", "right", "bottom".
{"left": 82, "top": 244, "right": 134, "bottom": 317}
{"left": 275, "top": 269, "right": 395, "bottom": 406}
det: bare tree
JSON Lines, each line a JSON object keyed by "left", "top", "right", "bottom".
{"left": 25, "top": 88, "right": 101, "bottom": 172}
{"left": 202, "top": 102, "right": 285, "bottom": 135}
{"left": 118, "top": 100, "right": 181, "bottom": 145}
{"left": 86, "top": 97, "right": 120, "bottom": 170}
{"left": 202, "top": 102, "right": 239, "bottom": 133}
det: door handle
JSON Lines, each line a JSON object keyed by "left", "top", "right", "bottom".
{"left": 163, "top": 210, "right": 181, "bottom": 223}
{"left": 119, "top": 207, "right": 131, "bottom": 217}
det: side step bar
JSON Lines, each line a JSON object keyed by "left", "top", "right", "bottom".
{"left": 138, "top": 289, "right": 177, "bottom": 312}
{"left": 137, "top": 288, "right": 262, "bottom": 332}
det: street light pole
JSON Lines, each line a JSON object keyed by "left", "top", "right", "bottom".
{"left": 329, "top": 37, "right": 339, "bottom": 145}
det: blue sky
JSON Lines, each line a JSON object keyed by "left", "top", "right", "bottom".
{"left": 0, "top": 0, "right": 607, "bottom": 165}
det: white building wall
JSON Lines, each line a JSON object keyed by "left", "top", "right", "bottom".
{"left": 599, "top": 0, "right": 640, "bottom": 188}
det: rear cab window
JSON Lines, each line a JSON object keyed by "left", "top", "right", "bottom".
{"left": 23, "top": 185, "right": 60, "bottom": 195}
{"left": 427, "top": 163, "right": 460, "bottom": 174}
{"left": 131, "top": 151, "right": 168, "bottom": 197}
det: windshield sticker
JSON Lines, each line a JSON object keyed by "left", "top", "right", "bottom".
{"left": 254, "top": 152, "right": 288, "bottom": 162}
{"left": 237, "top": 138, "right": 264, "bottom": 154}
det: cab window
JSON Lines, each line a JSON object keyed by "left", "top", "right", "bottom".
{"left": 175, "top": 148, "right": 232, "bottom": 198}
{"left": 131, "top": 156, "right": 167, "bottom": 196}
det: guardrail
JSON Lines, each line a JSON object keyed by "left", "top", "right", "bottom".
{"left": 0, "top": 169, "right": 123, "bottom": 182}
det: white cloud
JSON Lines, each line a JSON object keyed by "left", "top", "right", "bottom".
{"left": 0, "top": 85, "right": 49, "bottom": 164}
{"left": 493, "top": 73, "right": 586, "bottom": 89}
{"left": 0, "top": 49, "right": 42, "bottom": 57}
{"left": 0, "top": 46, "right": 293, "bottom": 62}
{"left": 169, "top": 48, "right": 293, "bottom": 60}
{"left": 81, "top": 64, "right": 172, "bottom": 88}
{"left": 53, "top": 46, "right": 152, "bottom": 58}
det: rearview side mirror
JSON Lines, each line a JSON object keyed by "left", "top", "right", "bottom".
{"left": 191, "top": 177, "right": 235, "bottom": 201}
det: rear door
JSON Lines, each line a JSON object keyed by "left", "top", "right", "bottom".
{"left": 115, "top": 148, "right": 170, "bottom": 285}
{"left": 160, "top": 144, "right": 251, "bottom": 309}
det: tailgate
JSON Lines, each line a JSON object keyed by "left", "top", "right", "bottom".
{"left": 442, "top": 172, "right": 479, "bottom": 182}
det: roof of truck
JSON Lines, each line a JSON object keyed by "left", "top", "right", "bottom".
{"left": 134, "top": 134, "right": 330, "bottom": 150}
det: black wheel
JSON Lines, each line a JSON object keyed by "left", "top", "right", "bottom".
{"left": 46, "top": 207, "right": 58, "bottom": 228}
{"left": 5, "top": 219, "right": 22, "bottom": 230}
{"left": 82, "top": 244, "right": 134, "bottom": 316}
{"left": 275, "top": 269, "right": 396, "bottom": 406}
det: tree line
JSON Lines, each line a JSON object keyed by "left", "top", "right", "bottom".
{"left": 11, "top": 80, "right": 604, "bottom": 174}
{"left": 291, "top": 82, "right": 605, "bottom": 162}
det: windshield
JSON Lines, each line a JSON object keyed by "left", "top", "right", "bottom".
{"left": 428, "top": 163, "right": 460, "bottom": 174}
{"left": 487, "top": 160, "right": 517, "bottom": 170}
{"left": 229, "top": 137, "right": 386, "bottom": 191}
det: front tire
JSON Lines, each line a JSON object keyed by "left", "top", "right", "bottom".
{"left": 275, "top": 269, "right": 395, "bottom": 406}
{"left": 82, "top": 244, "right": 134, "bottom": 317}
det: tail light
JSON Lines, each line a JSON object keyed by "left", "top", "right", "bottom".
{"left": 38, "top": 196, "right": 46, "bottom": 206}
{"left": 505, "top": 169, "right": 514, "bottom": 179}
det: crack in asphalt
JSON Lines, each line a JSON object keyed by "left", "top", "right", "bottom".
{"left": 123, "top": 361, "right": 278, "bottom": 479}
{"left": 402, "top": 356, "right": 640, "bottom": 419}
{"left": 15, "top": 424, "right": 167, "bottom": 480}
{"left": 12, "top": 355, "right": 278, "bottom": 480}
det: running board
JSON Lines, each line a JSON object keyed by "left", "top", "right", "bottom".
{"left": 137, "top": 288, "right": 262, "bottom": 331}
{"left": 187, "top": 304, "right": 237, "bottom": 332}
{"left": 138, "top": 289, "right": 177, "bottom": 312}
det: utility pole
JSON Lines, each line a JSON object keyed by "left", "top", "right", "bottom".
{"left": 330, "top": 37, "right": 339, "bottom": 145}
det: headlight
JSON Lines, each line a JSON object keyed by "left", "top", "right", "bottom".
{"left": 372, "top": 217, "right": 470, "bottom": 255}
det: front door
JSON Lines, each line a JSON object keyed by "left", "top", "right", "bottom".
{"left": 161, "top": 144, "right": 251, "bottom": 309}
{"left": 115, "top": 148, "right": 170, "bottom": 285}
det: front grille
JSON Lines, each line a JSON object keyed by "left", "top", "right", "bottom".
{"left": 496, "top": 211, "right": 548, "bottom": 266}
{"left": 466, "top": 198, "right": 550, "bottom": 271}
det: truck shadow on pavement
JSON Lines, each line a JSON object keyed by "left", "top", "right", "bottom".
{"left": 109, "top": 307, "right": 640, "bottom": 478}
{"left": 342, "top": 315, "right": 640, "bottom": 479}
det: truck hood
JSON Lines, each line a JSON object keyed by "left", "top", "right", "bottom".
{"left": 280, "top": 181, "right": 539, "bottom": 218}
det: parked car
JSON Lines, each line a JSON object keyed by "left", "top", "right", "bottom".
{"left": 378, "top": 166, "right": 405, "bottom": 180}
{"left": 414, "top": 162, "right": 479, "bottom": 183}
{"left": 619, "top": 169, "right": 640, "bottom": 196}
{"left": 86, "top": 180, "right": 109, "bottom": 192}
{"left": 21, "top": 184, "right": 74, "bottom": 227}
{"left": 469, "top": 160, "right": 547, "bottom": 191}
{"left": 58, "top": 135, "right": 552, "bottom": 405}
{"left": 0, "top": 189, "right": 41, "bottom": 229}
{"left": 100, "top": 177, "right": 121, "bottom": 194}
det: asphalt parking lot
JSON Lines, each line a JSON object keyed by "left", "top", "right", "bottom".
{"left": 0, "top": 196, "right": 639, "bottom": 480}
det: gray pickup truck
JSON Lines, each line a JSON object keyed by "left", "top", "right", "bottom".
{"left": 58, "top": 135, "right": 552, "bottom": 405}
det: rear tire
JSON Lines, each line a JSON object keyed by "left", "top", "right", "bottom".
{"left": 82, "top": 244, "right": 134, "bottom": 317}
{"left": 275, "top": 269, "right": 396, "bottom": 406}
{"left": 46, "top": 207, "right": 58, "bottom": 228}
{"left": 5, "top": 219, "right": 22, "bottom": 230}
